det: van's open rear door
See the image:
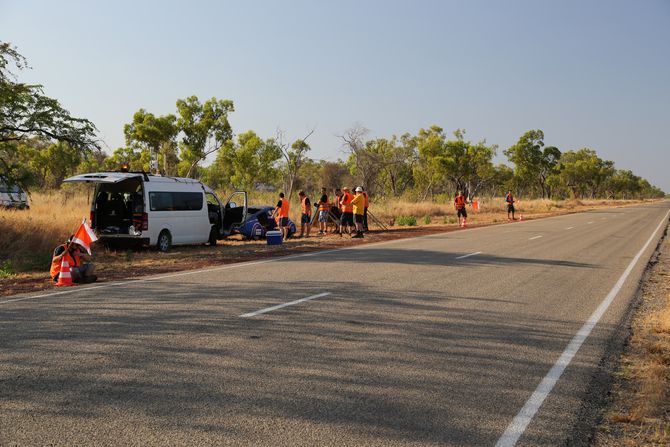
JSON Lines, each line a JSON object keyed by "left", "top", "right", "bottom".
{"left": 64, "top": 172, "right": 144, "bottom": 184}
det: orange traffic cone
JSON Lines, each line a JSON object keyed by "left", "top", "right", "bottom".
{"left": 519, "top": 215, "right": 524, "bottom": 222}
{"left": 55, "top": 258, "right": 76, "bottom": 287}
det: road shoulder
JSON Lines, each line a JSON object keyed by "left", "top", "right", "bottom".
{"left": 592, "top": 230, "right": 670, "bottom": 446}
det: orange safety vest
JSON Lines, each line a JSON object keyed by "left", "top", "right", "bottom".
{"left": 454, "top": 196, "right": 466, "bottom": 209}
{"left": 50, "top": 244, "right": 79, "bottom": 280}
{"left": 340, "top": 192, "right": 354, "bottom": 213}
{"left": 301, "top": 196, "right": 311, "bottom": 215}
{"left": 363, "top": 191, "right": 369, "bottom": 208}
{"left": 278, "top": 198, "right": 290, "bottom": 218}
{"left": 318, "top": 195, "right": 330, "bottom": 212}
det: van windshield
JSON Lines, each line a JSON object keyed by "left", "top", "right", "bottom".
{"left": 0, "top": 184, "right": 21, "bottom": 193}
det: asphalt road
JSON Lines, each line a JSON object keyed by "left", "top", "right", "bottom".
{"left": 1, "top": 203, "right": 669, "bottom": 446}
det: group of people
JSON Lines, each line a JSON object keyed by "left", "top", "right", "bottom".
{"left": 272, "top": 186, "right": 370, "bottom": 239}
{"left": 452, "top": 189, "right": 518, "bottom": 227}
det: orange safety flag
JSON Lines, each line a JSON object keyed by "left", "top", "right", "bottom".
{"left": 72, "top": 220, "right": 98, "bottom": 255}
{"left": 472, "top": 200, "right": 480, "bottom": 211}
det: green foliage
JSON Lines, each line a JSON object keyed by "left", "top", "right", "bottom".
{"left": 423, "top": 214, "right": 431, "bottom": 225}
{"left": 176, "top": 96, "right": 234, "bottom": 178}
{"left": 0, "top": 259, "right": 15, "bottom": 278}
{"left": 1, "top": 42, "right": 98, "bottom": 190}
{"left": 396, "top": 215, "right": 417, "bottom": 226}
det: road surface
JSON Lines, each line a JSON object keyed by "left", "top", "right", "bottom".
{"left": 1, "top": 203, "right": 668, "bottom": 446}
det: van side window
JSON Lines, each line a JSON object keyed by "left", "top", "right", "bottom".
{"left": 149, "top": 192, "right": 203, "bottom": 211}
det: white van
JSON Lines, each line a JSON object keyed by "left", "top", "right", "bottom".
{"left": 0, "top": 183, "right": 30, "bottom": 209}
{"left": 64, "top": 172, "right": 247, "bottom": 251}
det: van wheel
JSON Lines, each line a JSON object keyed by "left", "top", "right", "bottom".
{"left": 157, "top": 230, "right": 171, "bottom": 252}
{"left": 208, "top": 226, "right": 218, "bottom": 246}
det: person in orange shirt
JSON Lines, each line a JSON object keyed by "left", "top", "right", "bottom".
{"left": 297, "top": 191, "right": 312, "bottom": 238}
{"left": 316, "top": 187, "right": 330, "bottom": 235}
{"left": 272, "top": 192, "right": 291, "bottom": 240}
{"left": 339, "top": 187, "right": 354, "bottom": 236}
{"left": 350, "top": 187, "right": 366, "bottom": 238}
{"left": 454, "top": 191, "right": 467, "bottom": 228}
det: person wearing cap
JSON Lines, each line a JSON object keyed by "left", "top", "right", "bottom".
{"left": 350, "top": 187, "right": 366, "bottom": 238}
{"left": 50, "top": 235, "right": 97, "bottom": 283}
{"left": 339, "top": 187, "right": 354, "bottom": 236}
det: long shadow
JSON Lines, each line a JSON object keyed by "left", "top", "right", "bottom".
{"left": 0, "top": 280, "right": 617, "bottom": 445}
{"left": 287, "top": 247, "right": 597, "bottom": 269}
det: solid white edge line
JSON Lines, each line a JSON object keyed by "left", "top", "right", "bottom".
{"left": 240, "top": 292, "right": 332, "bottom": 317}
{"left": 494, "top": 209, "right": 670, "bottom": 447}
{"left": 455, "top": 251, "right": 482, "bottom": 259}
{"left": 2, "top": 202, "right": 664, "bottom": 306}
{"left": 528, "top": 235, "right": 543, "bottom": 240}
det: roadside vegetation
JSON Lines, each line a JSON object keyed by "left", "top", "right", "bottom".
{"left": 595, "top": 238, "right": 670, "bottom": 446}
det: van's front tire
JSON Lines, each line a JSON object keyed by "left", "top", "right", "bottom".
{"left": 157, "top": 230, "right": 171, "bottom": 252}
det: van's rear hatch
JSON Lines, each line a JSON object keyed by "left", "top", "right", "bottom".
{"left": 64, "top": 172, "right": 148, "bottom": 244}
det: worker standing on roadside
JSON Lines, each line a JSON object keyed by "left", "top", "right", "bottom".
{"left": 331, "top": 188, "right": 342, "bottom": 233}
{"left": 506, "top": 190, "right": 516, "bottom": 221}
{"left": 351, "top": 187, "right": 366, "bottom": 238}
{"left": 272, "top": 192, "right": 291, "bottom": 239}
{"left": 339, "top": 187, "right": 354, "bottom": 236}
{"left": 362, "top": 187, "right": 369, "bottom": 231}
{"left": 454, "top": 191, "right": 467, "bottom": 228}
{"left": 297, "top": 191, "right": 312, "bottom": 238}
{"left": 316, "top": 187, "right": 329, "bottom": 235}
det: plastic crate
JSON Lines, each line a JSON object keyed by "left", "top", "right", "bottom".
{"left": 266, "top": 230, "right": 283, "bottom": 245}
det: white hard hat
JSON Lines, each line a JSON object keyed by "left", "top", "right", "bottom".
{"left": 355, "top": 187, "right": 363, "bottom": 192}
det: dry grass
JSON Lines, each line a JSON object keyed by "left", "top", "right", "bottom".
{"left": 0, "top": 192, "right": 91, "bottom": 273}
{"left": 0, "top": 191, "right": 655, "bottom": 276}
{"left": 595, "top": 243, "right": 670, "bottom": 446}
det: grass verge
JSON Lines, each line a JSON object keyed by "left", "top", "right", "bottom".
{"left": 594, "top": 235, "right": 670, "bottom": 446}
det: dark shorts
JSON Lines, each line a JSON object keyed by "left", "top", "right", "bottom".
{"left": 507, "top": 204, "right": 515, "bottom": 213}
{"left": 278, "top": 217, "right": 289, "bottom": 227}
{"left": 341, "top": 212, "right": 354, "bottom": 225}
{"left": 457, "top": 208, "right": 467, "bottom": 218}
{"left": 301, "top": 213, "right": 311, "bottom": 224}
{"left": 354, "top": 214, "right": 364, "bottom": 224}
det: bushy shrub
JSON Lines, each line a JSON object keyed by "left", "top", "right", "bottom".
{"left": 423, "top": 214, "right": 431, "bottom": 225}
{"left": 396, "top": 215, "right": 417, "bottom": 226}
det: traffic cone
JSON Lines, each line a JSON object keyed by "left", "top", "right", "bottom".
{"left": 55, "top": 258, "right": 76, "bottom": 287}
{"left": 519, "top": 215, "right": 524, "bottom": 222}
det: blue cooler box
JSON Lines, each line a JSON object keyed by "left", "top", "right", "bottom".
{"left": 266, "top": 230, "right": 283, "bottom": 245}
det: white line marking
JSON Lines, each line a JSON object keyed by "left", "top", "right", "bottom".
{"left": 565, "top": 227, "right": 575, "bottom": 230}
{"left": 240, "top": 292, "right": 332, "bottom": 317}
{"left": 495, "top": 209, "right": 670, "bottom": 447}
{"left": 2, "top": 203, "right": 665, "bottom": 305}
{"left": 528, "top": 235, "right": 543, "bottom": 240}
{"left": 455, "top": 251, "right": 482, "bottom": 259}
{"left": 587, "top": 221, "right": 594, "bottom": 224}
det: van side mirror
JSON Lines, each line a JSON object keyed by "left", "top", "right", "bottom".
{"left": 228, "top": 201, "right": 237, "bottom": 208}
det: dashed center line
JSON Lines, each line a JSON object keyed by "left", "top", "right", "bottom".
{"left": 565, "top": 226, "right": 575, "bottom": 230}
{"left": 587, "top": 221, "right": 594, "bottom": 224}
{"left": 240, "top": 292, "right": 332, "bottom": 317}
{"left": 455, "top": 251, "right": 482, "bottom": 259}
{"left": 529, "top": 235, "right": 543, "bottom": 240}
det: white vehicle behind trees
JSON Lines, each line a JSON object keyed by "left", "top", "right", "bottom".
{"left": 0, "top": 183, "right": 30, "bottom": 209}
{"left": 64, "top": 171, "right": 247, "bottom": 251}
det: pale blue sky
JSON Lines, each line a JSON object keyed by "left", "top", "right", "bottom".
{"left": 1, "top": 0, "right": 668, "bottom": 190}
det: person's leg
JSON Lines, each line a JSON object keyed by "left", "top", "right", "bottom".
{"left": 363, "top": 208, "right": 369, "bottom": 231}
{"left": 306, "top": 215, "right": 312, "bottom": 237}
